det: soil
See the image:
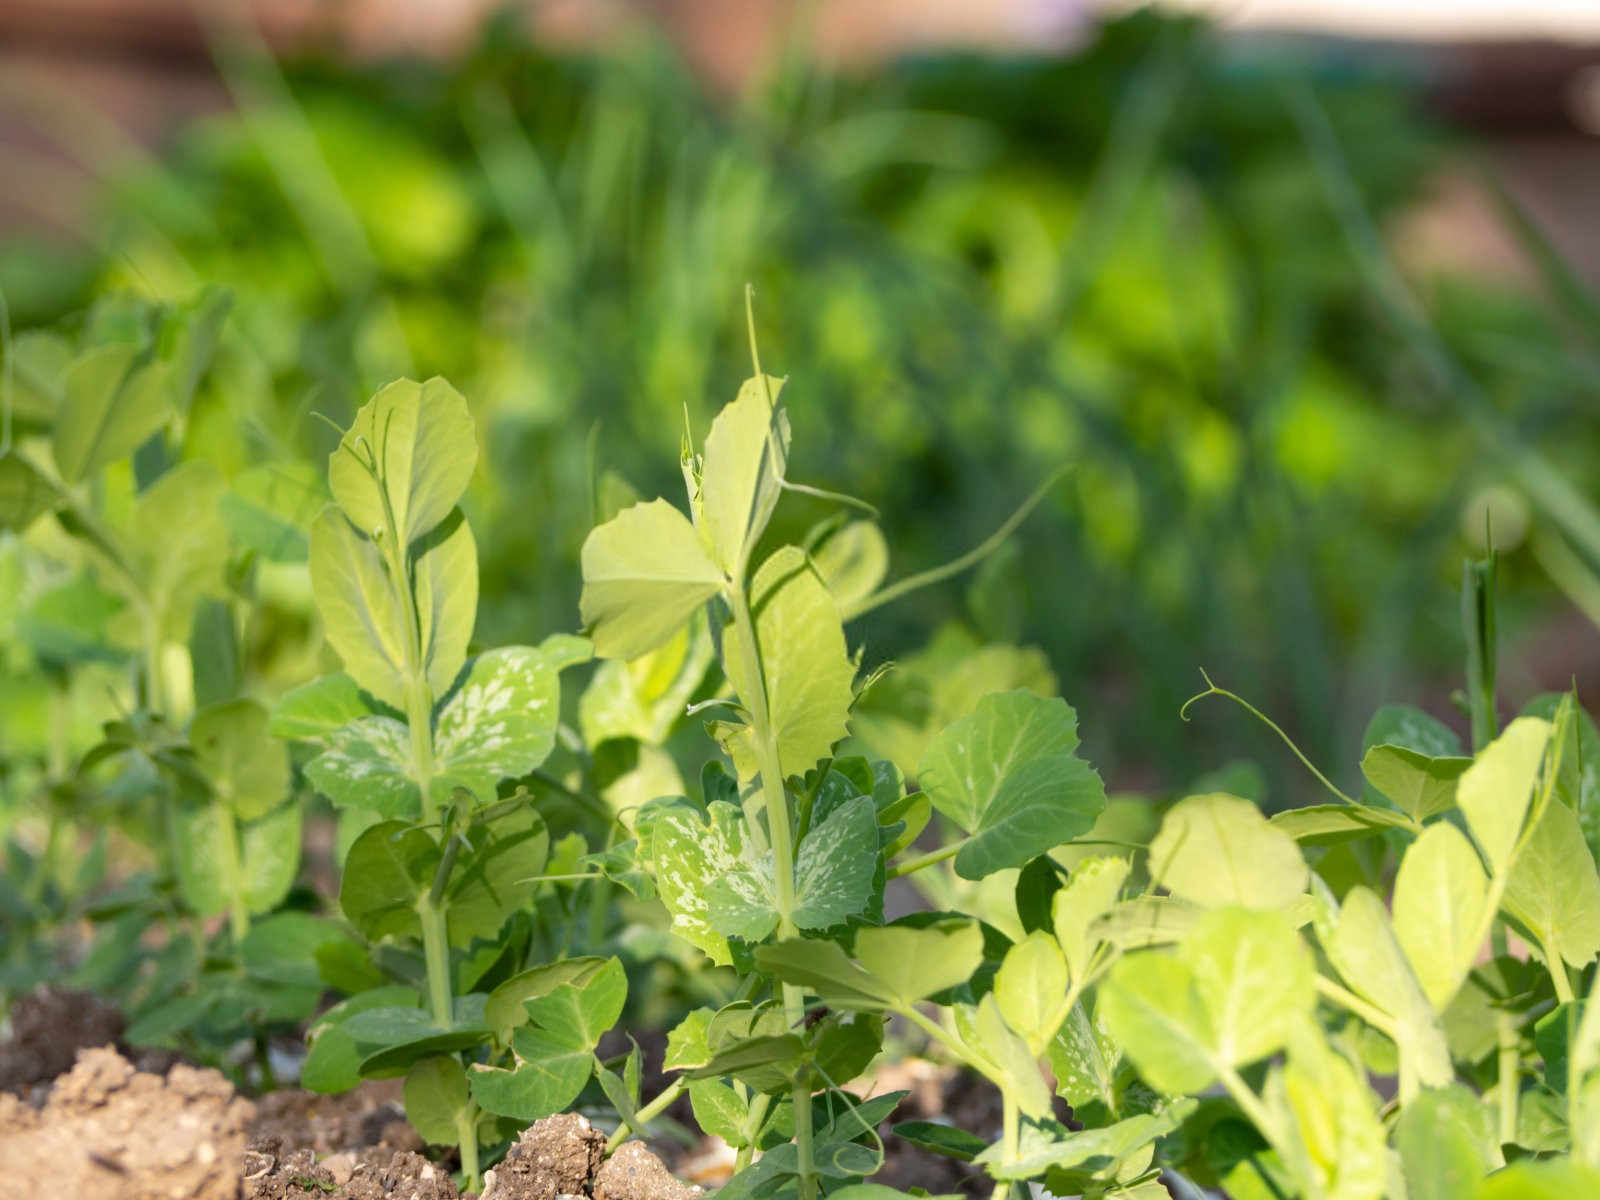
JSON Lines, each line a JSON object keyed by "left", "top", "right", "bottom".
{"left": 0, "top": 1044, "right": 254, "bottom": 1199}
{"left": 594, "top": 1141, "right": 703, "bottom": 1200}
{"left": 0, "top": 985, "right": 128, "bottom": 1094}
{"left": 479, "top": 1113, "right": 606, "bottom": 1200}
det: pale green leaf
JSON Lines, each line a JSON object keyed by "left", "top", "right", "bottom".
{"left": 698, "top": 375, "right": 789, "bottom": 574}
{"left": 123, "top": 461, "right": 228, "bottom": 642}
{"left": 1393, "top": 822, "right": 1488, "bottom": 1010}
{"left": 690, "top": 1079, "right": 750, "bottom": 1147}
{"left": 1149, "top": 793, "right": 1307, "bottom": 910}
{"left": 1504, "top": 798, "right": 1600, "bottom": 970}
{"left": 53, "top": 343, "right": 166, "bottom": 481}
{"left": 579, "top": 610, "right": 713, "bottom": 747}
{"left": 1396, "top": 1085, "right": 1496, "bottom": 1200}
{"left": 328, "top": 376, "right": 477, "bottom": 545}
{"left": 220, "top": 461, "right": 325, "bottom": 563}
{"left": 309, "top": 507, "right": 410, "bottom": 710}
{"left": 411, "top": 509, "right": 478, "bottom": 701}
{"left": 581, "top": 498, "right": 725, "bottom": 661}
{"left": 812, "top": 520, "right": 889, "bottom": 612}
{"left": 1048, "top": 1002, "right": 1120, "bottom": 1109}
{"left": 270, "top": 673, "right": 387, "bottom": 740}
{"left": 1457, "top": 716, "right": 1552, "bottom": 876}
{"left": 1271, "top": 1031, "right": 1387, "bottom": 1200}
{"left": 172, "top": 796, "right": 301, "bottom": 919}
{"left": 405, "top": 1056, "right": 469, "bottom": 1147}
{"left": 852, "top": 918, "right": 984, "bottom": 1007}
{"left": 721, "top": 545, "right": 855, "bottom": 782}
{"left": 646, "top": 801, "right": 744, "bottom": 965}
{"left": 1270, "top": 803, "right": 1413, "bottom": 845}
{"left": 304, "top": 716, "right": 418, "bottom": 818}
{"left": 0, "top": 449, "right": 61, "bottom": 532}
{"left": 995, "top": 931, "right": 1069, "bottom": 1055}
{"left": 967, "top": 994, "right": 1052, "bottom": 1118}
{"left": 1052, "top": 855, "right": 1131, "bottom": 981}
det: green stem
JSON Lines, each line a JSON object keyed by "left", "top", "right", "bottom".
{"left": 886, "top": 839, "right": 965, "bottom": 880}
{"left": 23, "top": 814, "right": 60, "bottom": 908}
{"left": 607, "top": 1077, "right": 689, "bottom": 1152}
{"left": 1216, "top": 1063, "right": 1285, "bottom": 1161}
{"left": 1314, "top": 977, "right": 1399, "bottom": 1040}
{"left": 216, "top": 803, "right": 251, "bottom": 941}
{"left": 455, "top": 1100, "right": 481, "bottom": 1192}
{"left": 1496, "top": 1011, "right": 1519, "bottom": 1145}
{"left": 1000, "top": 1092, "right": 1019, "bottom": 1169}
{"left": 727, "top": 579, "right": 815, "bottom": 1200}
{"left": 416, "top": 892, "right": 454, "bottom": 1028}
{"left": 737, "top": 1092, "right": 773, "bottom": 1170}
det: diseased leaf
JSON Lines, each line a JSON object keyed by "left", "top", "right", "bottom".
{"left": 580, "top": 499, "right": 724, "bottom": 661}
{"left": 305, "top": 717, "right": 418, "bottom": 818}
{"left": 432, "top": 645, "right": 562, "bottom": 803}
{"left": 328, "top": 376, "right": 477, "bottom": 546}
{"left": 1048, "top": 1002, "right": 1120, "bottom": 1109}
{"left": 792, "top": 795, "right": 878, "bottom": 930}
{"left": 309, "top": 508, "right": 411, "bottom": 710}
{"left": 646, "top": 801, "right": 745, "bottom": 965}
{"left": 917, "top": 691, "right": 1105, "bottom": 880}
{"left": 1149, "top": 793, "right": 1307, "bottom": 910}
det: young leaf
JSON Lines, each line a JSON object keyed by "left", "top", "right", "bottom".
{"left": 309, "top": 509, "right": 412, "bottom": 710}
{"left": 404, "top": 1055, "right": 470, "bottom": 1147}
{"left": 580, "top": 499, "right": 725, "bottom": 660}
{"left": 1457, "top": 716, "right": 1552, "bottom": 876}
{"left": 917, "top": 691, "right": 1105, "bottom": 879}
{"left": 1148, "top": 793, "right": 1307, "bottom": 910}
{"left": 1269, "top": 1030, "right": 1387, "bottom": 1200}
{"left": 1100, "top": 908, "right": 1313, "bottom": 1095}
{"left": 445, "top": 806, "right": 549, "bottom": 943}
{"left": 172, "top": 796, "right": 301, "bottom": 921}
{"left": 1392, "top": 823, "right": 1488, "bottom": 1010}
{"left": 189, "top": 700, "right": 289, "bottom": 822}
{"left": 697, "top": 375, "right": 789, "bottom": 574}
{"left": 579, "top": 611, "right": 713, "bottom": 747}
{"left": 270, "top": 673, "right": 388, "bottom": 741}
{"left": 123, "top": 462, "right": 229, "bottom": 642}
{"left": 411, "top": 510, "right": 479, "bottom": 700}
{"left": 1052, "top": 855, "right": 1131, "bottom": 981}
{"left": 690, "top": 1079, "right": 751, "bottom": 1147}
{"left": 720, "top": 546, "right": 855, "bottom": 782}
{"left": 328, "top": 377, "right": 477, "bottom": 547}
{"left": 995, "top": 931, "right": 1069, "bottom": 1055}
{"left": 1503, "top": 799, "right": 1600, "bottom": 972}
{"left": 852, "top": 918, "right": 984, "bottom": 1007}
{"left": 964, "top": 994, "right": 1052, "bottom": 1118}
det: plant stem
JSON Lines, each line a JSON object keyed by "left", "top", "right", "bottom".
{"left": 416, "top": 891, "right": 454, "bottom": 1028}
{"left": 1496, "top": 1011, "right": 1519, "bottom": 1145}
{"left": 737, "top": 1092, "right": 773, "bottom": 1170}
{"left": 212, "top": 802, "right": 251, "bottom": 941}
{"left": 1000, "top": 1092, "right": 1019, "bottom": 1169}
{"left": 1215, "top": 1063, "right": 1285, "bottom": 1162}
{"left": 727, "top": 579, "right": 816, "bottom": 1200}
{"left": 455, "top": 1101, "right": 481, "bottom": 1191}
{"left": 606, "top": 1077, "right": 688, "bottom": 1152}
{"left": 885, "top": 839, "right": 965, "bottom": 880}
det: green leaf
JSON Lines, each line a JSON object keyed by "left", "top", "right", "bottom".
{"left": 53, "top": 343, "right": 166, "bottom": 482}
{"left": 690, "top": 1079, "right": 750, "bottom": 1147}
{"left": 405, "top": 1056, "right": 470, "bottom": 1147}
{"left": 1149, "top": 793, "right": 1307, "bottom": 910}
{"left": 270, "top": 673, "right": 388, "bottom": 740}
{"left": 917, "top": 691, "right": 1105, "bottom": 880}
{"left": 1269, "top": 1030, "right": 1387, "bottom": 1200}
{"left": 755, "top": 939, "right": 895, "bottom": 1010}
{"left": 1504, "top": 798, "right": 1600, "bottom": 971}
{"left": 309, "top": 509, "right": 411, "bottom": 711}
{"left": 0, "top": 449, "right": 61, "bottom": 531}
{"left": 328, "top": 376, "right": 477, "bottom": 546}
{"left": 721, "top": 546, "right": 856, "bottom": 782}
{"left": 172, "top": 796, "right": 301, "bottom": 920}
{"left": 665, "top": 1008, "right": 715, "bottom": 1070}
{"left": 432, "top": 645, "right": 562, "bottom": 803}
{"left": 1323, "top": 886, "right": 1453, "bottom": 1087}
{"left": 996, "top": 932, "right": 1070, "bottom": 1056}
{"left": 411, "top": 509, "right": 478, "bottom": 701}
{"left": 581, "top": 499, "right": 724, "bottom": 661}
{"left": 122, "top": 462, "right": 229, "bottom": 642}
{"left": 1457, "top": 716, "right": 1552, "bottom": 876}
{"left": 301, "top": 986, "right": 421, "bottom": 1093}
{"left": 521, "top": 957, "right": 627, "bottom": 1049}
{"left": 1270, "top": 803, "right": 1411, "bottom": 845}
{"left": 890, "top": 1122, "right": 988, "bottom": 1163}
{"left": 190, "top": 700, "right": 289, "bottom": 821}
{"left": 812, "top": 521, "right": 889, "bottom": 612}
{"left": 484, "top": 958, "right": 608, "bottom": 1045}
{"left": 445, "top": 805, "right": 549, "bottom": 943}
{"left": 305, "top": 717, "right": 418, "bottom": 818}
{"left": 852, "top": 918, "right": 984, "bottom": 1007}
{"left": 1396, "top": 1085, "right": 1496, "bottom": 1200}
{"left": 1052, "top": 856, "right": 1130, "bottom": 982}
{"left": 697, "top": 375, "right": 789, "bottom": 575}
{"left": 339, "top": 821, "right": 435, "bottom": 941}
{"left": 1361, "top": 745, "right": 1471, "bottom": 823}
{"left": 189, "top": 598, "right": 240, "bottom": 710}
{"left": 1100, "top": 908, "right": 1313, "bottom": 1095}
{"left": 1475, "top": 1162, "right": 1600, "bottom": 1199}
{"left": 964, "top": 994, "right": 1052, "bottom": 1118}
{"left": 1393, "top": 823, "right": 1488, "bottom": 1010}
{"left": 3, "top": 329, "right": 71, "bottom": 423}
{"left": 792, "top": 795, "right": 878, "bottom": 930}
{"left": 221, "top": 461, "right": 324, "bottom": 563}
{"left": 579, "top": 610, "right": 713, "bottom": 747}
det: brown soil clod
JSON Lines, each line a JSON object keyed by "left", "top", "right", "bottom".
{"left": 0, "top": 986, "right": 126, "bottom": 1094}
{"left": 0, "top": 1044, "right": 254, "bottom": 1200}
{"left": 479, "top": 1113, "right": 606, "bottom": 1200}
{"left": 593, "top": 1141, "right": 704, "bottom": 1200}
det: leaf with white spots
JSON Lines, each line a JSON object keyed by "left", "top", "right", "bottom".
{"left": 433, "top": 645, "right": 562, "bottom": 804}
{"left": 645, "top": 802, "right": 746, "bottom": 966}
{"left": 305, "top": 716, "right": 419, "bottom": 819}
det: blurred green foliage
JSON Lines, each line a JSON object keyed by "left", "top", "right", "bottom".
{"left": 3, "top": 9, "right": 1594, "bottom": 797}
